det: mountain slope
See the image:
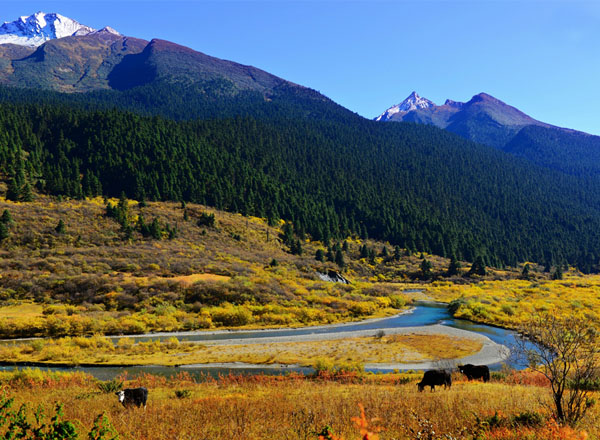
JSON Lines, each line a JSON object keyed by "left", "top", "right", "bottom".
{"left": 504, "top": 125, "right": 600, "bottom": 176}
{"left": 2, "top": 102, "right": 600, "bottom": 270}
{"left": 0, "top": 13, "right": 599, "bottom": 270}
{"left": 377, "top": 92, "right": 552, "bottom": 148}
{"left": 0, "top": 28, "right": 353, "bottom": 121}
{"left": 377, "top": 92, "right": 600, "bottom": 177}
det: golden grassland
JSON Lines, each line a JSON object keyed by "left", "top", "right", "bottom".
{"left": 424, "top": 275, "right": 600, "bottom": 330}
{"left": 0, "top": 369, "right": 595, "bottom": 440}
{"left": 0, "top": 333, "right": 482, "bottom": 367}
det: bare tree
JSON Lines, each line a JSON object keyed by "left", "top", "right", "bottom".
{"left": 516, "top": 314, "right": 599, "bottom": 425}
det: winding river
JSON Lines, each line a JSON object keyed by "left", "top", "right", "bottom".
{"left": 0, "top": 301, "right": 532, "bottom": 380}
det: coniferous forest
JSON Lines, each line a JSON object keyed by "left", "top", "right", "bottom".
{"left": 0, "top": 85, "right": 599, "bottom": 271}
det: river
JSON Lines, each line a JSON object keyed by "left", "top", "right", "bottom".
{"left": 0, "top": 301, "right": 531, "bottom": 381}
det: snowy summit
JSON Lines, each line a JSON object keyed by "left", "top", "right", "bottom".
{"left": 375, "top": 91, "right": 435, "bottom": 121}
{"left": 0, "top": 12, "right": 110, "bottom": 47}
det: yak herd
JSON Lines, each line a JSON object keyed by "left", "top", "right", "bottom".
{"left": 417, "top": 364, "right": 490, "bottom": 392}
{"left": 114, "top": 364, "right": 490, "bottom": 409}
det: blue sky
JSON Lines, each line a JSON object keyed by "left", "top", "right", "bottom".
{"left": 3, "top": 1, "right": 600, "bottom": 134}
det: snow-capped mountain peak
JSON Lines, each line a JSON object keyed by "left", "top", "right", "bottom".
{"left": 375, "top": 91, "right": 435, "bottom": 121}
{"left": 0, "top": 12, "right": 100, "bottom": 47}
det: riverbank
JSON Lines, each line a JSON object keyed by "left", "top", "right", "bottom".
{"left": 0, "top": 323, "right": 509, "bottom": 371}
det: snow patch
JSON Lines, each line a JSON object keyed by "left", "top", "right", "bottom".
{"left": 376, "top": 91, "right": 435, "bottom": 121}
{"left": 0, "top": 12, "right": 116, "bottom": 47}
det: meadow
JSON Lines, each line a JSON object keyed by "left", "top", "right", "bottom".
{"left": 424, "top": 276, "right": 600, "bottom": 330}
{"left": 0, "top": 368, "right": 595, "bottom": 440}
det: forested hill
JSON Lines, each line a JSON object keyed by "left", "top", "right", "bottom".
{"left": 2, "top": 102, "right": 600, "bottom": 271}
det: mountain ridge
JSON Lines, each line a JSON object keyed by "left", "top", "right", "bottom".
{"left": 376, "top": 91, "right": 600, "bottom": 176}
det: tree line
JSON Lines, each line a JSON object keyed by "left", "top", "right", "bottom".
{"left": 0, "top": 101, "right": 599, "bottom": 271}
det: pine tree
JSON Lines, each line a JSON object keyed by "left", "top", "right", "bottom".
{"left": 468, "top": 256, "right": 487, "bottom": 276}
{"left": 150, "top": 218, "right": 162, "bottom": 239}
{"left": 360, "top": 245, "right": 368, "bottom": 259}
{"left": 335, "top": 249, "right": 345, "bottom": 268}
{"left": 521, "top": 263, "right": 531, "bottom": 279}
{"left": 1, "top": 210, "right": 13, "bottom": 225}
{"left": 315, "top": 249, "right": 324, "bottom": 262}
{"left": 326, "top": 248, "right": 334, "bottom": 262}
{"left": 420, "top": 258, "right": 433, "bottom": 279}
{"left": 5, "top": 178, "right": 20, "bottom": 201}
{"left": 552, "top": 266, "right": 563, "bottom": 280}
{"left": 0, "top": 222, "right": 8, "bottom": 242}
{"left": 55, "top": 219, "right": 66, "bottom": 234}
{"left": 446, "top": 255, "right": 461, "bottom": 276}
{"left": 21, "top": 181, "right": 33, "bottom": 202}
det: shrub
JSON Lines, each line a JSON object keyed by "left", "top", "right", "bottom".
{"left": 511, "top": 410, "right": 545, "bottom": 428}
{"left": 197, "top": 212, "right": 215, "bottom": 227}
{"left": 174, "top": 389, "right": 192, "bottom": 399}
{"left": 97, "top": 379, "right": 123, "bottom": 394}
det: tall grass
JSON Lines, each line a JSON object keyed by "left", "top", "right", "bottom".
{"left": 0, "top": 369, "right": 595, "bottom": 439}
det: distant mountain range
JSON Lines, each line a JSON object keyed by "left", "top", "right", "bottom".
{"left": 376, "top": 92, "right": 600, "bottom": 176}
{"left": 0, "top": 12, "right": 599, "bottom": 271}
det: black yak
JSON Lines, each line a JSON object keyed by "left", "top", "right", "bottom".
{"left": 417, "top": 370, "right": 452, "bottom": 392}
{"left": 458, "top": 364, "right": 490, "bottom": 382}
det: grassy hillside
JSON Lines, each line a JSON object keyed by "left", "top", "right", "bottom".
{"left": 0, "top": 192, "right": 424, "bottom": 339}
{"left": 0, "top": 192, "right": 597, "bottom": 342}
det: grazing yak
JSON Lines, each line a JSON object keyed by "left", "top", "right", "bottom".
{"left": 417, "top": 369, "right": 452, "bottom": 392}
{"left": 116, "top": 387, "right": 148, "bottom": 408}
{"left": 458, "top": 364, "right": 490, "bottom": 382}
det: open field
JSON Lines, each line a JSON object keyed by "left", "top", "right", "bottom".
{"left": 0, "top": 369, "right": 595, "bottom": 440}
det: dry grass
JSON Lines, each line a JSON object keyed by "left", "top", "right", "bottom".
{"left": 0, "top": 369, "right": 595, "bottom": 440}
{"left": 0, "top": 334, "right": 483, "bottom": 368}
{"left": 168, "top": 273, "right": 231, "bottom": 284}
{"left": 0, "top": 301, "right": 44, "bottom": 318}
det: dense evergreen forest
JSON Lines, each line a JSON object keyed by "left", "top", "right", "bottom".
{"left": 1, "top": 98, "right": 599, "bottom": 272}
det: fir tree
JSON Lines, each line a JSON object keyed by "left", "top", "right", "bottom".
{"left": 0, "top": 222, "right": 8, "bottom": 242}
{"left": 315, "top": 249, "right": 325, "bottom": 262}
{"left": 1, "top": 210, "right": 13, "bottom": 225}
{"left": 446, "top": 255, "right": 461, "bottom": 276}
{"left": 335, "top": 249, "right": 345, "bottom": 268}
{"left": 150, "top": 218, "right": 162, "bottom": 239}
{"left": 420, "top": 258, "right": 433, "bottom": 280}
{"left": 468, "top": 256, "right": 487, "bottom": 276}
{"left": 55, "top": 219, "right": 66, "bottom": 234}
